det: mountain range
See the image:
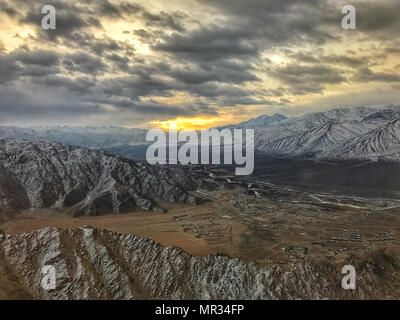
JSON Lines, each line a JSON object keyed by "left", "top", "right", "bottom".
{"left": 235, "top": 105, "right": 400, "bottom": 160}
{"left": 2, "top": 105, "right": 400, "bottom": 161}
{"left": 0, "top": 139, "right": 205, "bottom": 216}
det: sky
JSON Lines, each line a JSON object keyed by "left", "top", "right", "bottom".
{"left": 0, "top": 0, "right": 399, "bottom": 129}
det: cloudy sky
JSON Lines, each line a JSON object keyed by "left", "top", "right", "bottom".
{"left": 0, "top": 0, "right": 399, "bottom": 128}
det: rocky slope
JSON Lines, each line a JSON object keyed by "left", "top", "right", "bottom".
{"left": 362, "top": 106, "right": 400, "bottom": 125}
{"left": 230, "top": 105, "right": 400, "bottom": 160}
{"left": 324, "top": 117, "right": 400, "bottom": 160}
{"left": 261, "top": 121, "right": 372, "bottom": 155}
{"left": 0, "top": 227, "right": 398, "bottom": 300}
{"left": 0, "top": 139, "right": 200, "bottom": 216}
{"left": 0, "top": 166, "right": 29, "bottom": 211}
{"left": 254, "top": 106, "right": 376, "bottom": 141}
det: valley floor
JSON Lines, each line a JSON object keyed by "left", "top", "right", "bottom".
{"left": 1, "top": 182, "right": 400, "bottom": 299}
{"left": 2, "top": 184, "right": 400, "bottom": 265}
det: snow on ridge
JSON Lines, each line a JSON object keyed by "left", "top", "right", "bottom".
{"left": 0, "top": 139, "right": 199, "bottom": 215}
{"left": 231, "top": 105, "right": 400, "bottom": 160}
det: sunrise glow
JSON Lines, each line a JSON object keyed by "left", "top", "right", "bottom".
{"left": 149, "top": 117, "right": 222, "bottom": 131}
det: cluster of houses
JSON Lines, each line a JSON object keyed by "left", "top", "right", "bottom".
{"left": 368, "top": 232, "right": 394, "bottom": 242}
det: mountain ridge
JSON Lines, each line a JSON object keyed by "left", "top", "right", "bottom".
{"left": 2, "top": 105, "right": 400, "bottom": 161}
{"left": 0, "top": 139, "right": 203, "bottom": 216}
{"left": 1, "top": 226, "right": 398, "bottom": 299}
{"left": 324, "top": 116, "right": 400, "bottom": 160}
{"left": 237, "top": 105, "right": 400, "bottom": 160}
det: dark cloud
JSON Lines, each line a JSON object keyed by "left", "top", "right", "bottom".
{"left": 196, "top": 0, "right": 335, "bottom": 44}
{"left": 181, "top": 83, "right": 252, "bottom": 99}
{"left": 0, "top": 55, "right": 22, "bottom": 84}
{"left": 90, "top": 37, "right": 128, "bottom": 55}
{"left": 354, "top": 67, "right": 400, "bottom": 83}
{"left": 18, "top": 1, "right": 102, "bottom": 41}
{"left": 35, "top": 75, "right": 96, "bottom": 94}
{"left": 155, "top": 26, "right": 259, "bottom": 62}
{"left": 287, "top": 51, "right": 368, "bottom": 68}
{"left": 384, "top": 46, "right": 400, "bottom": 55}
{"left": 150, "top": 0, "right": 342, "bottom": 105}
{"left": 0, "top": 0, "right": 399, "bottom": 125}
{"left": 166, "top": 61, "right": 259, "bottom": 85}
{"left": 95, "top": 1, "right": 188, "bottom": 32}
{"left": 105, "top": 53, "right": 130, "bottom": 71}
{"left": 102, "top": 75, "right": 174, "bottom": 99}
{"left": 13, "top": 50, "right": 60, "bottom": 66}
{"left": 321, "top": 55, "right": 368, "bottom": 68}
{"left": 142, "top": 11, "right": 187, "bottom": 32}
{"left": 356, "top": 1, "right": 400, "bottom": 35}
{"left": 270, "top": 64, "right": 346, "bottom": 95}
{"left": 97, "top": 0, "right": 122, "bottom": 18}
{"left": 63, "top": 53, "right": 107, "bottom": 75}
{"left": 0, "top": 49, "right": 61, "bottom": 84}
{"left": 96, "top": 1, "right": 142, "bottom": 18}
{"left": 0, "top": 0, "right": 19, "bottom": 16}
{"left": 0, "top": 84, "right": 103, "bottom": 125}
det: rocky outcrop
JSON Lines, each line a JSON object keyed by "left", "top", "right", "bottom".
{"left": 0, "top": 166, "right": 29, "bottom": 213}
{"left": 0, "top": 139, "right": 198, "bottom": 216}
{"left": 0, "top": 227, "right": 398, "bottom": 300}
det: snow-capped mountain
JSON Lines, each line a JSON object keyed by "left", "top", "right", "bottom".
{"left": 0, "top": 125, "right": 148, "bottom": 149}
{"left": 224, "top": 113, "right": 287, "bottom": 129}
{"left": 232, "top": 105, "right": 400, "bottom": 160}
{"left": 362, "top": 105, "right": 400, "bottom": 125}
{"left": 325, "top": 117, "right": 400, "bottom": 160}
{"left": 235, "top": 106, "right": 377, "bottom": 150}
{"left": 317, "top": 106, "right": 377, "bottom": 122}
{"left": 2, "top": 105, "right": 400, "bottom": 161}
{"left": 261, "top": 120, "right": 373, "bottom": 155}
{"left": 0, "top": 139, "right": 201, "bottom": 215}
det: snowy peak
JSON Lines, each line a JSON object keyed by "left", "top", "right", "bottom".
{"left": 325, "top": 117, "right": 400, "bottom": 159}
{"left": 362, "top": 105, "right": 400, "bottom": 125}
{"left": 261, "top": 120, "right": 371, "bottom": 155}
{"left": 282, "top": 106, "right": 377, "bottom": 132}
{"left": 234, "top": 113, "right": 287, "bottom": 128}
{"left": 229, "top": 105, "right": 400, "bottom": 160}
{"left": 322, "top": 106, "right": 377, "bottom": 122}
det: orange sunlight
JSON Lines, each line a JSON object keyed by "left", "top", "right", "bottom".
{"left": 149, "top": 117, "right": 223, "bottom": 130}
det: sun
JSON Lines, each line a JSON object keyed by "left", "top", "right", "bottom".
{"left": 149, "top": 117, "right": 222, "bottom": 131}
